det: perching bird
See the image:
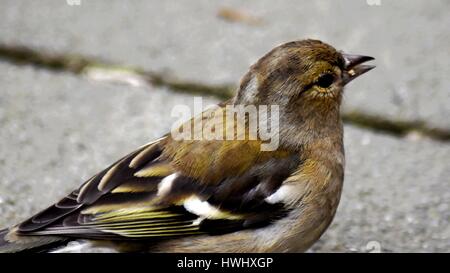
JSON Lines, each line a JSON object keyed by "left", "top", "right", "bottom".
{"left": 0, "top": 39, "right": 374, "bottom": 253}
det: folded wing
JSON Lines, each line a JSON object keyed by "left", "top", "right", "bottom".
{"left": 17, "top": 135, "right": 301, "bottom": 241}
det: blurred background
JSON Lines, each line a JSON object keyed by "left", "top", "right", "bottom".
{"left": 0, "top": 0, "right": 448, "bottom": 252}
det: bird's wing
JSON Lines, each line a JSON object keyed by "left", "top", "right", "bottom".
{"left": 17, "top": 114, "right": 301, "bottom": 241}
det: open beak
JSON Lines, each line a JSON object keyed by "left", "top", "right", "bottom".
{"left": 342, "top": 53, "right": 375, "bottom": 85}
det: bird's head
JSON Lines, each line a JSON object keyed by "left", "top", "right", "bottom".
{"left": 233, "top": 39, "right": 375, "bottom": 147}
{"left": 235, "top": 39, "right": 375, "bottom": 111}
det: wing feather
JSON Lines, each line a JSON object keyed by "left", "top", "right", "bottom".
{"left": 17, "top": 134, "right": 300, "bottom": 243}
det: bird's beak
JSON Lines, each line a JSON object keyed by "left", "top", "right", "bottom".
{"left": 342, "top": 53, "right": 375, "bottom": 85}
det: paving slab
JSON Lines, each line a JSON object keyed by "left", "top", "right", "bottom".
{"left": 314, "top": 126, "right": 450, "bottom": 252}
{"left": 0, "top": 0, "right": 449, "bottom": 129}
{"left": 0, "top": 62, "right": 448, "bottom": 252}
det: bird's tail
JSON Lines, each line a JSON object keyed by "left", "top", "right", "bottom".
{"left": 0, "top": 227, "right": 67, "bottom": 253}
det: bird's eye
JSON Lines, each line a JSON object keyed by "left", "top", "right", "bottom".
{"left": 316, "top": 73, "right": 335, "bottom": 88}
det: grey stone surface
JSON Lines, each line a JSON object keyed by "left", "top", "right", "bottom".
{"left": 0, "top": 0, "right": 449, "bottom": 129}
{"left": 0, "top": 62, "right": 448, "bottom": 252}
{"left": 313, "top": 126, "right": 450, "bottom": 252}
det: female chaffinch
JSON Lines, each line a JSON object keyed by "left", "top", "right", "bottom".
{"left": 0, "top": 39, "right": 374, "bottom": 252}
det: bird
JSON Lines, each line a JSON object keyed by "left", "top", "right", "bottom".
{"left": 0, "top": 39, "right": 374, "bottom": 253}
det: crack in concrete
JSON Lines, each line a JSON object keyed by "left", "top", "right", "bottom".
{"left": 0, "top": 44, "right": 449, "bottom": 142}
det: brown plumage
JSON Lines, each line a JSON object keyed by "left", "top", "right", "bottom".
{"left": 0, "top": 39, "right": 374, "bottom": 252}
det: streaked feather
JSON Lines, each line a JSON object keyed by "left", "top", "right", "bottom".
{"left": 15, "top": 124, "right": 299, "bottom": 244}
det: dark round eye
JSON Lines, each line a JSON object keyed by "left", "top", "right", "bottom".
{"left": 316, "top": 73, "right": 335, "bottom": 88}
